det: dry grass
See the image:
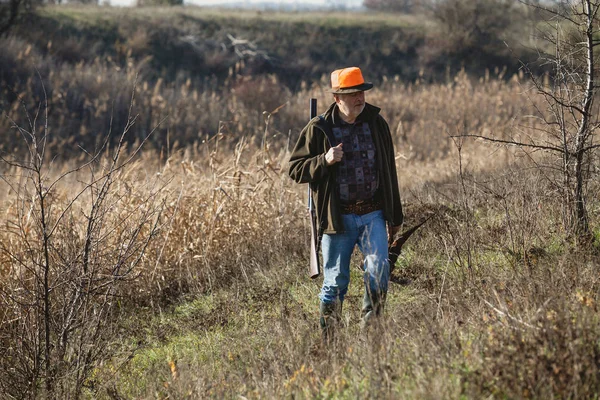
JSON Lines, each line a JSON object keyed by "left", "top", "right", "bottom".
{"left": 2, "top": 44, "right": 600, "bottom": 398}
{"left": 0, "top": 34, "right": 534, "bottom": 168}
{"left": 62, "top": 133, "right": 600, "bottom": 399}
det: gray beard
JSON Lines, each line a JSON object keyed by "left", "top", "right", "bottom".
{"left": 340, "top": 103, "right": 365, "bottom": 123}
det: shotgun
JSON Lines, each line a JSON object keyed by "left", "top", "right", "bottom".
{"left": 308, "top": 98, "right": 320, "bottom": 279}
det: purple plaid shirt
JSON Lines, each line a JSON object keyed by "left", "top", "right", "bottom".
{"left": 332, "top": 117, "right": 379, "bottom": 204}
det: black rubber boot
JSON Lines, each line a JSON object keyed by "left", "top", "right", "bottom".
{"left": 319, "top": 301, "right": 342, "bottom": 344}
{"left": 360, "top": 289, "right": 386, "bottom": 331}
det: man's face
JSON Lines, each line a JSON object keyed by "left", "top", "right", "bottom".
{"left": 335, "top": 91, "right": 365, "bottom": 121}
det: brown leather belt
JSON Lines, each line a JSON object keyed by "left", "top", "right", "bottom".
{"left": 341, "top": 199, "right": 382, "bottom": 216}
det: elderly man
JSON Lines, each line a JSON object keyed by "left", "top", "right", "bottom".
{"left": 288, "top": 67, "right": 403, "bottom": 340}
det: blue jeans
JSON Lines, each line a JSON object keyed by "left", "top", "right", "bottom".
{"left": 319, "top": 210, "right": 389, "bottom": 304}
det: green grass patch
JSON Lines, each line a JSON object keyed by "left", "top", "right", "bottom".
{"left": 39, "top": 5, "right": 428, "bottom": 29}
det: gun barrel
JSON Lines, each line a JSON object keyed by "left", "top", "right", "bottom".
{"left": 307, "top": 98, "right": 317, "bottom": 213}
{"left": 308, "top": 98, "right": 320, "bottom": 279}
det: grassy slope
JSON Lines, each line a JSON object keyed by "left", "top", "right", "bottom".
{"left": 38, "top": 5, "right": 428, "bottom": 26}
{"left": 24, "top": 6, "right": 427, "bottom": 84}
{"left": 15, "top": 5, "right": 525, "bottom": 89}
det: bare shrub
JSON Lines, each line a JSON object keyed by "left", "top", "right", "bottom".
{"left": 0, "top": 0, "right": 40, "bottom": 36}
{"left": 452, "top": 1, "right": 600, "bottom": 238}
{"left": 0, "top": 80, "right": 164, "bottom": 397}
{"left": 421, "top": 0, "right": 528, "bottom": 74}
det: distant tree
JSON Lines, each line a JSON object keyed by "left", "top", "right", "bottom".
{"left": 431, "top": 0, "right": 524, "bottom": 55}
{"left": 0, "top": 0, "right": 38, "bottom": 37}
{"left": 418, "top": 0, "right": 528, "bottom": 74}
{"left": 453, "top": 0, "right": 600, "bottom": 239}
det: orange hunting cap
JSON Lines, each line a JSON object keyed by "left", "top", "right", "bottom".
{"left": 330, "top": 67, "right": 373, "bottom": 94}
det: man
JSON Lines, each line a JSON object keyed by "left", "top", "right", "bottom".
{"left": 288, "top": 67, "right": 403, "bottom": 340}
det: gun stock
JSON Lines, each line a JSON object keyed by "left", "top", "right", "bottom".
{"left": 309, "top": 206, "right": 320, "bottom": 279}
{"left": 308, "top": 98, "right": 320, "bottom": 279}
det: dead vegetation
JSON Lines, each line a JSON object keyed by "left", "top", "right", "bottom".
{"left": 2, "top": 64, "right": 600, "bottom": 397}
{"left": 2, "top": 3, "right": 600, "bottom": 395}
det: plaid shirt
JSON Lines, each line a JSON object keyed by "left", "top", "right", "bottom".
{"left": 331, "top": 115, "right": 379, "bottom": 204}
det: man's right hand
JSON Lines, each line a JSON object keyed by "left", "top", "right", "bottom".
{"left": 325, "top": 143, "right": 343, "bottom": 166}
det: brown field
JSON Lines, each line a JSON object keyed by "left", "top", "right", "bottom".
{"left": 3, "top": 67, "right": 600, "bottom": 398}
{"left": 2, "top": 6, "right": 600, "bottom": 397}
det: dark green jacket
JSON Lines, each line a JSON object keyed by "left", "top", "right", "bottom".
{"left": 288, "top": 102, "right": 403, "bottom": 234}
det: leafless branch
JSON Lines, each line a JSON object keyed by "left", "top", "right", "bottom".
{"left": 450, "top": 134, "right": 563, "bottom": 152}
